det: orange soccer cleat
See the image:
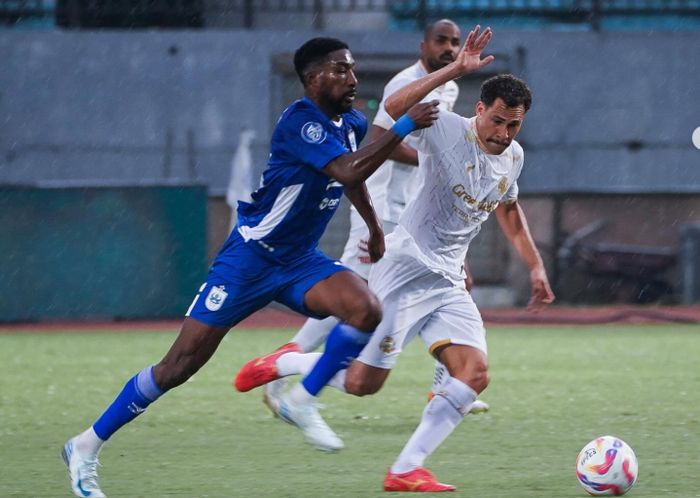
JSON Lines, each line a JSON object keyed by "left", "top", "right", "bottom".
{"left": 233, "top": 342, "right": 302, "bottom": 392}
{"left": 383, "top": 467, "right": 456, "bottom": 492}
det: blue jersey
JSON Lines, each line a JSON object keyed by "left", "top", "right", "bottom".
{"left": 225, "top": 97, "right": 367, "bottom": 265}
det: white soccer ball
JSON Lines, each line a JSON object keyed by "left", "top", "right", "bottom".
{"left": 575, "top": 436, "right": 638, "bottom": 496}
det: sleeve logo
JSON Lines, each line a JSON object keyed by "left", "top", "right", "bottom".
{"left": 301, "top": 121, "right": 327, "bottom": 144}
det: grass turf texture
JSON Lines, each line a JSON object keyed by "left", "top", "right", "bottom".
{"left": 1, "top": 324, "right": 699, "bottom": 497}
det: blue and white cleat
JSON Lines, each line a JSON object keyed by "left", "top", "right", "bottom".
{"left": 263, "top": 378, "right": 288, "bottom": 417}
{"left": 277, "top": 394, "right": 344, "bottom": 452}
{"left": 61, "top": 438, "right": 106, "bottom": 498}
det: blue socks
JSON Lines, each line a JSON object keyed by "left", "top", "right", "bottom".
{"left": 92, "top": 365, "right": 164, "bottom": 441}
{"left": 301, "top": 323, "right": 371, "bottom": 396}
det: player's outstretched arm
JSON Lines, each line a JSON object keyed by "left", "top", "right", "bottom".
{"left": 344, "top": 182, "right": 385, "bottom": 263}
{"left": 368, "top": 125, "right": 418, "bottom": 166}
{"left": 385, "top": 25, "right": 494, "bottom": 120}
{"left": 495, "top": 201, "right": 555, "bottom": 311}
{"left": 323, "top": 101, "right": 438, "bottom": 187}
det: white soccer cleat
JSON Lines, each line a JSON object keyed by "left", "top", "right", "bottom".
{"left": 469, "top": 399, "right": 490, "bottom": 414}
{"left": 277, "top": 394, "right": 344, "bottom": 452}
{"left": 61, "top": 438, "right": 106, "bottom": 498}
{"left": 263, "top": 378, "right": 288, "bottom": 418}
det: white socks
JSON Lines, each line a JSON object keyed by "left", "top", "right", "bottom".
{"left": 391, "top": 376, "right": 476, "bottom": 474}
{"left": 277, "top": 352, "right": 348, "bottom": 393}
{"left": 276, "top": 352, "right": 321, "bottom": 377}
{"left": 291, "top": 316, "right": 338, "bottom": 352}
{"left": 74, "top": 427, "right": 104, "bottom": 458}
{"left": 430, "top": 361, "right": 448, "bottom": 394}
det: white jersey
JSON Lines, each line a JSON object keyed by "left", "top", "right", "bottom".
{"left": 386, "top": 113, "right": 524, "bottom": 284}
{"left": 371, "top": 61, "right": 459, "bottom": 227}
{"left": 341, "top": 62, "right": 458, "bottom": 278}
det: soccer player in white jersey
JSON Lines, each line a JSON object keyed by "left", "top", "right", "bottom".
{"left": 374, "top": 27, "right": 555, "bottom": 491}
{"left": 258, "top": 19, "right": 487, "bottom": 416}
{"left": 235, "top": 26, "right": 555, "bottom": 492}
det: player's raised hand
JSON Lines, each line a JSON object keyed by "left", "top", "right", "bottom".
{"left": 407, "top": 100, "right": 440, "bottom": 130}
{"left": 527, "top": 266, "right": 555, "bottom": 312}
{"left": 452, "top": 25, "right": 494, "bottom": 77}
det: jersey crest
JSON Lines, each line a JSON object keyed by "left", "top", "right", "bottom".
{"left": 301, "top": 122, "right": 327, "bottom": 144}
{"left": 498, "top": 176, "right": 509, "bottom": 195}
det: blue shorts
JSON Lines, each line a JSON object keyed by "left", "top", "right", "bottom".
{"left": 186, "top": 233, "right": 349, "bottom": 328}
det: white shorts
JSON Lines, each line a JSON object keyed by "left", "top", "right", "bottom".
{"left": 339, "top": 207, "right": 372, "bottom": 279}
{"left": 358, "top": 253, "right": 487, "bottom": 370}
{"left": 339, "top": 207, "right": 399, "bottom": 280}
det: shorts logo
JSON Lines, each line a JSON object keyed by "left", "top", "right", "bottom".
{"left": 205, "top": 285, "right": 228, "bottom": 311}
{"left": 301, "top": 122, "right": 327, "bottom": 144}
{"left": 379, "top": 335, "right": 395, "bottom": 353}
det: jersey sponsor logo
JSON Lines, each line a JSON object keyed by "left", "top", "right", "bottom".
{"left": 301, "top": 121, "right": 327, "bottom": 144}
{"left": 205, "top": 285, "right": 228, "bottom": 311}
{"left": 319, "top": 197, "right": 341, "bottom": 210}
{"left": 347, "top": 129, "right": 357, "bottom": 151}
{"left": 452, "top": 184, "right": 499, "bottom": 213}
{"left": 452, "top": 204, "right": 484, "bottom": 224}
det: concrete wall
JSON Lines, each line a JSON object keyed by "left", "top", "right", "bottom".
{"left": 2, "top": 28, "right": 700, "bottom": 305}
{"left": 2, "top": 29, "right": 699, "bottom": 194}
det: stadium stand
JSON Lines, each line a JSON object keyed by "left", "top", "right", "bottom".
{"left": 2, "top": 0, "right": 700, "bottom": 30}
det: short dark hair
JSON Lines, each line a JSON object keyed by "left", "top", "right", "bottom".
{"left": 480, "top": 74, "right": 532, "bottom": 112}
{"left": 294, "top": 37, "right": 349, "bottom": 86}
{"left": 423, "top": 18, "right": 458, "bottom": 40}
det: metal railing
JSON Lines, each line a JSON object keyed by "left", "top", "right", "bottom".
{"left": 1, "top": 0, "right": 53, "bottom": 25}
{"left": 2, "top": 0, "right": 699, "bottom": 29}
{"left": 389, "top": 0, "right": 700, "bottom": 31}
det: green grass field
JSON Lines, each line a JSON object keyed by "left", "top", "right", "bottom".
{"left": 1, "top": 324, "right": 699, "bottom": 497}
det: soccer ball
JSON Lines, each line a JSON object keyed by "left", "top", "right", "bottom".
{"left": 575, "top": 436, "right": 638, "bottom": 496}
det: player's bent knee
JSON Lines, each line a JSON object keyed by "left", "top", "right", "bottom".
{"left": 346, "top": 294, "right": 382, "bottom": 331}
{"left": 466, "top": 367, "right": 490, "bottom": 394}
{"left": 452, "top": 363, "right": 489, "bottom": 394}
{"left": 344, "top": 374, "right": 383, "bottom": 396}
{"left": 343, "top": 363, "right": 387, "bottom": 396}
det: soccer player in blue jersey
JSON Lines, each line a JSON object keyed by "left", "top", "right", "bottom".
{"left": 61, "top": 37, "right": 439, "bottom": 498}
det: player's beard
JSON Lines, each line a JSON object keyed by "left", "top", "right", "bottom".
{"left": 335, "top": 100, "right": 353, "bottom": 114}
{"left": 426, "top": 53, "right": 455, "bottom": 72}
{"left": 331, "top": 91, "right": 355, "bottom": 114}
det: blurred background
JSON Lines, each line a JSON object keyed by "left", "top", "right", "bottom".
{"left": 1, "top": 0, "right": 700, "bottom": 322}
